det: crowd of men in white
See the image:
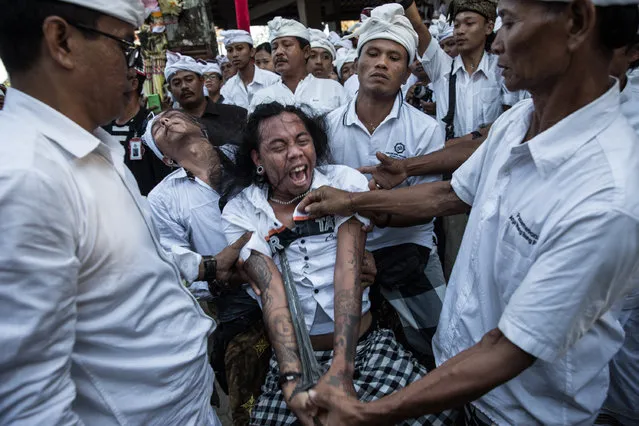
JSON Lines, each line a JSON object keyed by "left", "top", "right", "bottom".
{"left": 1, "top": 0, "right": 639, "bottom": 425}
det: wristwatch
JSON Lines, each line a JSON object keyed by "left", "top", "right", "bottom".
{"left": 202, "top": 255, "right": 217, "bottom": 282}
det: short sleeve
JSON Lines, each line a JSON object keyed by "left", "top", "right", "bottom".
{"left": 409, "top": 119, "right": 446, "bottom": 186}
{"left": 420, "top": 36, "right": 453, "bottom": 84}
{"left": 327, "top": 165, "right": 372, "bottom": 229}
{"left": 221, "top": 195, "right": 272, "bottom": 261}
{"left": 498, "top": 209, "right": 639, "bottom": 362}
{"left": 450, "top": 135, "right": 491, "bottom": 206}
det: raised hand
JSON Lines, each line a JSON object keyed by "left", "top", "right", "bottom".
{"left": 358, "top": 152, "right": 408, "bottom": 191}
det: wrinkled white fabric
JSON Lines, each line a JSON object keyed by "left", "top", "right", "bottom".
{"left": 141, "top": 115, "right": 164, "bottom": 160}
{"left": 219, "top": 29, "right": 253, "bottom": 47}
{"left": 309, "top": 28, "right": 337, "bottom": 60}
{"left": 268, "top": 16, "right": 310, "bottom": 42}
{"left": 349, "top": 4, "right": 418, "bottom": 64}
{"left": 164, "top": 51, "right": 202, "bottom": 82}
{"left": 61, "top": 0, "right": 144, "bottom": 27}
{"left": 202, "top": 62, "right": 222, "bottom": 76}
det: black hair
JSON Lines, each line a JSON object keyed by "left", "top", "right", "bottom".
{"left": 255, "top": 42, "right": 272, "bottom": 54}
{"left": 628, "top": 33, "right": 639, "bottom": 71}
{"left": 0, "top": 0, "right": 102, "bottom": 74}
{"left": 224, "top": 102, "right": 332, "bottom": 202}
{"left": 596, "top": 5, "right": 639, "bottom": 51}
{"left": 135, "top": 74, "right": 146, "bottom": 96}
{"left": 296, "top": 37, "right": 311, "bottom": 50}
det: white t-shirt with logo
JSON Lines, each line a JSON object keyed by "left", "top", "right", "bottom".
{"left": 326, "top": 94, "right": 445, "bottom": 251}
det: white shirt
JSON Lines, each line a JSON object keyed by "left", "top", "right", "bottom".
{"left": 250, "top": 73, "right": 348, "bottom": 116}
{"left": 221, "top": 64, "right": 280, "bottom": 110}
{"left": 401, "top": 74, "right": 420, "bottom": 97}
{"left": 620, "top": 77, "right": 639, "bottom": 135}
{"left": 0, "top": 89, "right": 220, "bottom": 425}
{"left": 148, "top": 168, "right": 259, "bottom": 320}
{"left": 327, "top": 94, "right": 444, "bottom": 251}
{"left": 434, "top": 82, "right": 639, "bottom": 425}
{"left": 344, "top": 74, "right": 360, "bottom": 99}
{"left": 421, "top": 37, "right": 507, "bottom": 137}
{"left": 222, "top": 165, "right": 371, "bottom": 335}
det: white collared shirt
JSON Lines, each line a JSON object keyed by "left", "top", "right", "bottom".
{"left": 249, "top": 73, "right": 348, "bottom": 116}
{"left": 222, "top": 165, "right": 371, "bottom": 335}
{"left": 434, "top": 82, "right": 639, "bottom": 425}
{"left": 421, "top": 37, "right": 507, "bottom": 137}
{"left": 0, "top": 89, "right": 220, "bottom": 426}
{"left": 620, "top": 77, "right": 639, "bottom": 135}
{"left": 148, "top": 168, "right": 259, "bottom": 319}
{"left": 343, "top": 74, "right": 359, "bottom": 99}
{"left": 221, "top": 65, "right": 280, "bottom": 110}
{"left": 327, "top": 93, "right": 444, "bottom": 251}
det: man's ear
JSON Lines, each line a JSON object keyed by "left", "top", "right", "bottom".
{"left": 565, "top": 0, "right": 597, "bottom": 53}
{"left": 303, "top": 45, "right": 311, "bottom": 62}
{"left": 42, "top": 16, "right": 77, "bottom": 70}
{"left": 250, "top": 47, "right": 257, "bottom": 60}
{"left": 250, "top": 149, "right": 260, "bottom": 168}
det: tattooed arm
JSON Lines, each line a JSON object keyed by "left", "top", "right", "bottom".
{"left": 320, "top": 218, "right": 366, "bottom": 395}
{"left": 243, "top": 251, "right": 314, "bottom": 425}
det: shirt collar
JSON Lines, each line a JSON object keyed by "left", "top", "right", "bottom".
{"left": 343, "top": 91, "right": 403, "bottom": 128}
{"left": 524, "top": 79, "right": 622, "bottom": 178}
{"left": 252, "top": 65, "right": 277, "bottom": 86}
{"left": 452, "top": 51, "right": 493, "bottom": 79}
{"left": 4, "top": 88, "right": 104, "bottom": 158}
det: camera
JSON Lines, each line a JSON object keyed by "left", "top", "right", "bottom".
{"left": 413, "top": 85, "right": 433, "bottom": 103}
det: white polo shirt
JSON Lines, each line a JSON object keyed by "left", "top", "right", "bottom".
{"left": 221, "top": 64, "right": 280, "bottom": 110}
{"left": 222, "top": 165, "right": 371, "bottom": 335}
{"left": 326, "top": 93, "right": 444, "bottom": 251}
{"left": 620, "top": 77, "right": 639, "bottom": 135}
{"left": 421, "top": 37, "right": 507, "bottom": 137}
{"left": 0, "top": 89, "right": 219, "bottom": 425}
{"left": 434, "top": 82, "right": 639, "bottom": 425}
{"left": 249, "top": 73, "right": 348, "bottom": 116}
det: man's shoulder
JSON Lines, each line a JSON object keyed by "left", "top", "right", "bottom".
{"left": 325, "top": 102, "right": 350, "bottom": 128}
{"left": 400, "top": 101, "right": 440, "bottom": 130}
{"left": 211, "top": 100, "right": 248, "bottom": 117}
{"left": 316, "top": 77, "right": 346, "bottom": 93}
{"left": 255, "top": 67, "right": 281, "bottom": 84}
{"left": 0, "top": 115, "right": 55, "bottom": 172}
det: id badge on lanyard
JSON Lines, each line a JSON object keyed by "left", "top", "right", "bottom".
{"left": 129, "top": 137, "right": 143, "bottom": 161}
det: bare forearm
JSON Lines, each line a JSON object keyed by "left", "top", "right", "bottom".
{"left": 404, "top": 1, "right": 431, "bottom": 56}
{"left": 362, "top": 330, "right": 535, "bottom": 424}
{"left": 403, "top": 139, "right": 483, "bottom": 177}
{"left": 245, "top": 253, "right": 302, "bottom": 373}
{"left": 354, "top": 181, "right": 469, "bottom": 227}
{"left": 332, "top": 220, "right": 365, "bottom": 375}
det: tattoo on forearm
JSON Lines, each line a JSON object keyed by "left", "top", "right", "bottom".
{"left": 245, "top": 253, "right": 302, "bottom": 374}
{"left": 333, "top": 222, "right": 364, "bottom": 370}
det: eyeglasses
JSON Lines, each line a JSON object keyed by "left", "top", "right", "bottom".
{"left": 203, "top": 73, "right": 221, "bottom": 81}
{"left": 69, "top": 22, "right": 140, "bottom": 68}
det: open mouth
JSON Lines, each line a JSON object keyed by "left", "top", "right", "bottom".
{"left": 289, "top": 164, "right": 309, "bottom": 185}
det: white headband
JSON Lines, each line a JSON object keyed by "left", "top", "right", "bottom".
{"left": 60, "top": 0, "right": 144, "bottom": 27}
{"left": 216, "top": 55, "right": 230, "bottom": 65}
{"left": 142, "top": 115, "right": 164, "bottom": 161}
{"left": 433, "top": 15, "right": 454, "bottom": 42}
{"left": 268, "top": 16, "right": 311, "bottom": 43}
{"left": 309, "top": 29, "right": 337, "bottom": 60}
{"left": 333, "top": 48, "right": 357, "bottom": 78}
{"left": 220, "top": 29, "right": 254, "bottom": 47}
{"left": 202, "top": 62, "right": 222, "bottom": 75}
{"left": 349, "top": 4, "right": 418, "bottom": 64}
{"left": 164, "top": 52, "right": 202, "bottom": 82}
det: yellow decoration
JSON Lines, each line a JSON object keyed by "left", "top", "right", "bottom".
{"left": 241, "top": 395, "right": 256, "bottom": 415}
{"left": 158, "top": 0, "right": 183, "bottom": 16}
{"left": 254, "top": 337, "right": 269, "bottom": 358}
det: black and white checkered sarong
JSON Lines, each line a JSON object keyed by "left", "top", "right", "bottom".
{"left": 250, "top": 328, "right": 458, "bottom": 425}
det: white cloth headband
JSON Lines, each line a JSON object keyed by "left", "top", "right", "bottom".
{"left": 202, "top": 62, "right": 222, "bottom": 75}
{"left": 309, "top": 29, "right": 337, "bottom": 60}
{"left": 433, "top": 15, "right": 454, "bottom": 42}
{"left": 60, "top": 0, "right": 144, "bottom": 27}
{"left": 219, "top": 29, "right": 254, "bottom": 47}
{"left": 164, "top": 52, "right": 202, "bottom": 82}
{"left": 268, "top": 16, "right": 311, "bottom": 42}
{"left": 142, "top": 115, "right": 164, "bottom": 161}
{"left": 333, "top": 48, "right": 357, "bottom": 78}
{"left": 348, "top": 4, "right": 418, "bottom": 64}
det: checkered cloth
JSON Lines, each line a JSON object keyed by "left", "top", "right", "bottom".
{"left": 250, "top": 328, "right": 458, "bottom": 425}
{"left": 373, "top": 245, "right": 447, "bottom": 361}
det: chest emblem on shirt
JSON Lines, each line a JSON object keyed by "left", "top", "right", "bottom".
{"left": 508, "top": 213, "right": 539, "bottom": 245}
{"left": 394, "top": 143, "right": 406, "bottom": 154}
